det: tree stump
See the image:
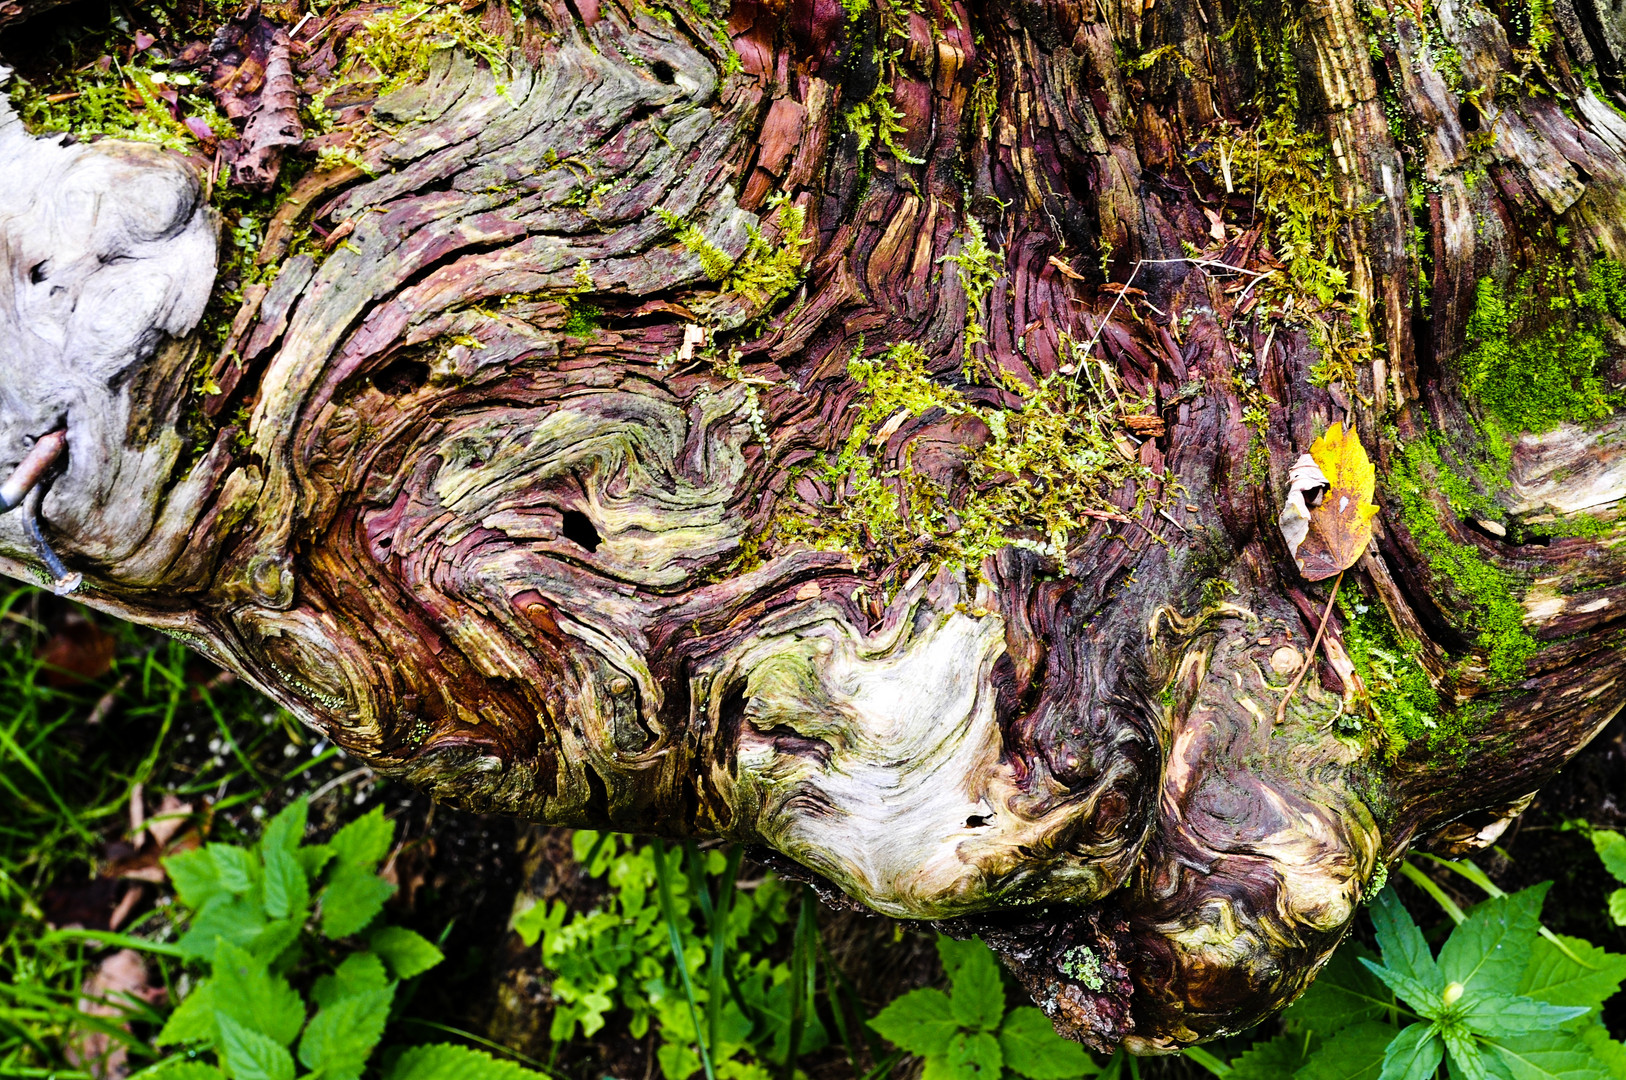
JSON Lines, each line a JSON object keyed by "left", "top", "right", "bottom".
{"left": 2, "top": 0, "right": 1625, "bottom": 1051}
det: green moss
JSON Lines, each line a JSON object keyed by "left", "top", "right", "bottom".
{"left": 1390, "top": 439, "right": 1538, "bottom": 685}
{"left": 344, "top": 2, "right": 510, "bottom": 95}
{"left": 658, "top": 196, "right": 809, "bottom": 309}
{"left": 938, "top": 222, "right": 1003, "bottom": 375}
{"left": 1339, "top": 591, "right": 1474, "bottom": 762}
{"left": 775, "top": 337, "right": 1156, "bottom": 578}
{"left": 843, "top": 61, "right": 925, "bottom": 168}
{"left": 658, "top": 209, "right": 737, "bottom": 282}
{"left": 7, "top": 61, "right": 230, "bottom": 150}
{"left": 1460, "top": 259, "right": 1626, "bottom": 433}
{"left": 1059, "top": 946, "right": 1105, "bottom": 990}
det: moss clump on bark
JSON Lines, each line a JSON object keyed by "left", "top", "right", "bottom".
{"left": 1460, "top": 259, "right": 1626, "bottom": 434}
{"left": 344, "top": 2, "right": 510, "bottom": 94}
{"left": 1338, "top": 592, "right": 1474, "bottom": 763}
{"left": 1390, "top": 439, "right": 1538, "bottom": 685}
{"left": 776, "top": 340, "right": 1157, "bottom": 578}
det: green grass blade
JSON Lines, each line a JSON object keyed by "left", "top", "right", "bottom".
{"left": 653, "top": 839, "right": 717, "bottom": 1080}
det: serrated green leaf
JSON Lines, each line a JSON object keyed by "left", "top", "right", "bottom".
{"left": 1441, "top": 887, "right": 1548, "bottom": 1001}
{"left": 209, "top": 844, "right": 258, "bottom": 896}
{"left": 155, "top": 979, "right": 218, "bottom": 1046}
{"left": 216, "top": 1013, "right": 296, "bottom": 1080}
{"left": 1467, "top": 995, "right": 1591, "bottom": 1037}
{"left": 1294, "top": 1021, "right": 1397, "bottom": 1080}
{"left": 1221, "top": 1032, "right": 1309, "bottom": 1080}
{"left": 164, "top": 847, "right": 230, "bottom": 911}
{"left": 1591, "top": 832, "right": 1626, "bottom": 887}
{"left": 311, "top": 951, "right": 391, "bottom": 1009}
{"left": 1371, "top": 888, "right": 1444, "bottom": 993}
{"left": 260, "top": 799, "right": 308, "bottom": 856}
{"left": 1380, "top": 1022, "right": 1443, "bottom": 1080}
{"left": 176, "top": 898, "right": 268, "bottom": 960}
{"left": 949, "top": 941, "right": 1005, "bottom": 1031}
{"left": 370, "top": 926, "right": 444, "bottom": 979}
{"left": 320, "top": 864, "right": 396, "bottom": 939}
{"left": 1361, "top": 959, "right": 1444, "bottom": 1015}
{"left": 946, "top": 1030, "right": 1002, "bottom": 1079}
{"left": 297, "top": 843, "right": 335, "bottom": 881}
{"left": 997, "top": 1007, "right": 1095, "bottom": 1079}
{"left": 1486, "top": 1029, "right": 1612, "bottom": 1080}
{"left": 1520, "top": 934, "right": 1626, "bottom": 1014}
{"left": 299, "top": 984, "right": 394, "bottom": 1080}
{"left": 1608, "top": 891, "right": 1626, "bottom": 928}
{"left": 209, "top": 941, "right": 306, "bottom": 1047}
{"left": 871, "top": 987, "right": 961, "bottom": 1057}
{"left": 329, "top": 807, "right": 394, "bottom": 872}
{"left": 382, "top": 1044, "right": 543, "bottom": 1080}
{"left": 1287, "top": 945, "right": 1394, "bottom": 1037}
{"left": 936, "top": 936, "right": 984, "bottom": 982}
{"left": 1576, "top": 1020, "right": 1626, "bottom": 1076}
{"left": 1443, "top": 1025, "right": 1489, "bottom": 1080}
{"left": 246, "top": 917, "right": 303, "bottom": 966}
{"left": 261, "top": 841, "right": 308, "bottom": 921}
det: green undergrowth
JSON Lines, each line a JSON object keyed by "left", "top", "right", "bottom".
{"left": 775, "top": 337, "right": 1158, "bottom": 578}
{"left": 6, "top": 60, "right": 231, "bottom": 150}
{"left": 1460, "top": 258, "right": 1626, "bottom": 434}
{"left": 659, "top": 195, "right": 810, "bottom": 311}
{"left": 1389, "top": 437, "right": 1538, "bottom": 685}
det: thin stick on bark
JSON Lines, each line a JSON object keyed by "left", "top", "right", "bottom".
{"left": 1276, "top": 570, "right": 1343, "bottom": 726}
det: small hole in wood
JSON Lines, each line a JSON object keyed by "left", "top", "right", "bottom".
{"left": 1458, "top": 102, "right": 1480, "bottom": 131}
{"left": 651, "top": 60, "right": 676, "bottom": 84}
{"left": 561, "top": 509, "right": 602, "bottom": 553}
{"left": 28, "top": 262, "right": 47, "bottom": 284}
{"left": 372, "top": 357, "right": 430, "bottom": 395}
{"left": 966, "top": 815, "right": 991, "bottom": 828}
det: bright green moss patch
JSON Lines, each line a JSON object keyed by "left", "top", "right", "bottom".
{"left": 776, "top": 339, "right": 1158, "bottom": 577}
{"left": 344, "top": 1, "right": 510, "bottom": 94}
{"left": 1390, "top": 439, "right": 1538, "bottom": 685}
{"left": 1460, "top": 259, "right": 1626, "bottom": 433}
{"left": 1339, "top": 592, "right": 1473, "bottom": 763}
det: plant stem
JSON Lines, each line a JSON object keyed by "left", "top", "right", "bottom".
{"left": 1276, "top": 570, "right": 1343, "bottom": 726}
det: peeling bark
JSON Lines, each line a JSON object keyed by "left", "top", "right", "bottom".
{"left": 3, "top": 0, "right": 1626, "bottom": 1053}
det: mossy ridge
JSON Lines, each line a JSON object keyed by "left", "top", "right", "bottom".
{"left": 1389, "top": 437, "right": 1538, "bottom": 687}
{"left": 774, "top": 337, "right": 1159, "bottom": 579}
{"left": 341, "top": 1, "right": 512, "bottom": 99}
{"left": 1337, "top": 588, "right": 1478, "bottom": 763}
{"left": 658, "top": 196, "right": 811, "bottom": 311}
{"left": 1459, "top": 258, "right": 1626, "bottom": 435}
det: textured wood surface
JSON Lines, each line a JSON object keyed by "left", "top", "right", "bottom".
{"left": 2, "top": 0, "right": 1626, "bottom": 1052}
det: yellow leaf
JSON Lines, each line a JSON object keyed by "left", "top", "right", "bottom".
{"left": 1294, "top": 422, "right": 1379, "bottom": 581}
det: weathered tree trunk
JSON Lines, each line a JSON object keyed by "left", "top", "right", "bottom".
{"left": 2, "top": 0, "right": 1625, "bottom": 1051}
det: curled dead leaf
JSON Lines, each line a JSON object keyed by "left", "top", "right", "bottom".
{"left": 1281, "top": 422, "right": 1378, "bottom": 581}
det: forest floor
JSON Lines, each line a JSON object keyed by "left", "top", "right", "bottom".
{"left": 1, "top": 589, "right": 1623, "bottom": 1080}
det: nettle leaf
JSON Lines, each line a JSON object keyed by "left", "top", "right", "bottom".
{"left": 870, "top": 987, "right": 960, "bottom": 1057}
{"left": 1577, "top": 1020, "right": 1626, "bottom": 1075}
{"left": 1591, "top": 831, "right": 1626, "bottom": 887}
{"left": 261, "top": 840, "right": 309, "bottom": 921}
{"left": 164, "top": 847, "right": 235, "bottom": 911}
{"left": 259, "top": 799, "right": 309, "bottom": 857}
{"left": 936, "top": 936, "right": 985, "bottom": 983}
{"left": 997, "top": 1007, "right": 1096, "bottom": 1079}
{"left": 1286, "top": 945, "right": 1394, "bottom": 1038}
{"left": 1441, "top": 1024, "right": 1488, "bottom": 1080}
{"left": 382, "top": 1044, "right": 543, "bottom": 1080}
{"left": 940, "top": 1030, "right": 1002, "bottom": 1080}
{"left": 209, "top": 940, "right": 306, "bottom": 1047}
{"left": 1439, "top": 886, "right": 1548, "bottom": 1000}
{"left": 370, "top": 926, "right": 445, "bottom": 980}
{"left": 177, "top": 898, "right": 268, "bottom": 961}
{"left": 311, "top": 951, "right": 391, "bottom": 1010}
{"left": 1467, "top": 995, "right": 1590, "bottom": 1037}
{"left": 1520, "top": 934, "right": 1626, "bottom": 1013}
{"left": 209, "top": 844, "right": 259, "bottom": 896}
{"left": 1380, "top": 1022, "right": 1443, "bottom": 1080}
{"left": 216, "top": 1012, "right": 296, "bottom": 1080}
{"left": 948, "top": 940, "right": 1005, "bottom": 1032}
{"left": 1485, "top": 1029, "right": 1612, "bottom": 1080}
{"left": 1608, "top": 890, "right": 1626, "bottom": 928}
{"left": 1294, "top": 1021, "right": 1395, "bottom": 1080}
{"left": 298, "top": 984, "right": 395, "bottom": 1080}
{"left": 320, "top": 864, "right": 396, "bottom": 939}
{"left": 1360, "top": 959, "right": 1444, "bottom": 1016}
{"left": 297, "top": 843, "right": 336, "bottom": 881}
{"left": 1370, "top": 888, "right": 1444, "bottom": 994}
{"left": 329, "top": 806, "right": 394, "bottom": 872}
{"left": 155, "top": 978, "right": 218, "bottom": 1046}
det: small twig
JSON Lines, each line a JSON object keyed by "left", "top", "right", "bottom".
{"left": 1073, "top": 257, "right": 1275, "bottom": 376}
{"left": 1275, "top": 570, "right": 1343, "bottom": 725}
